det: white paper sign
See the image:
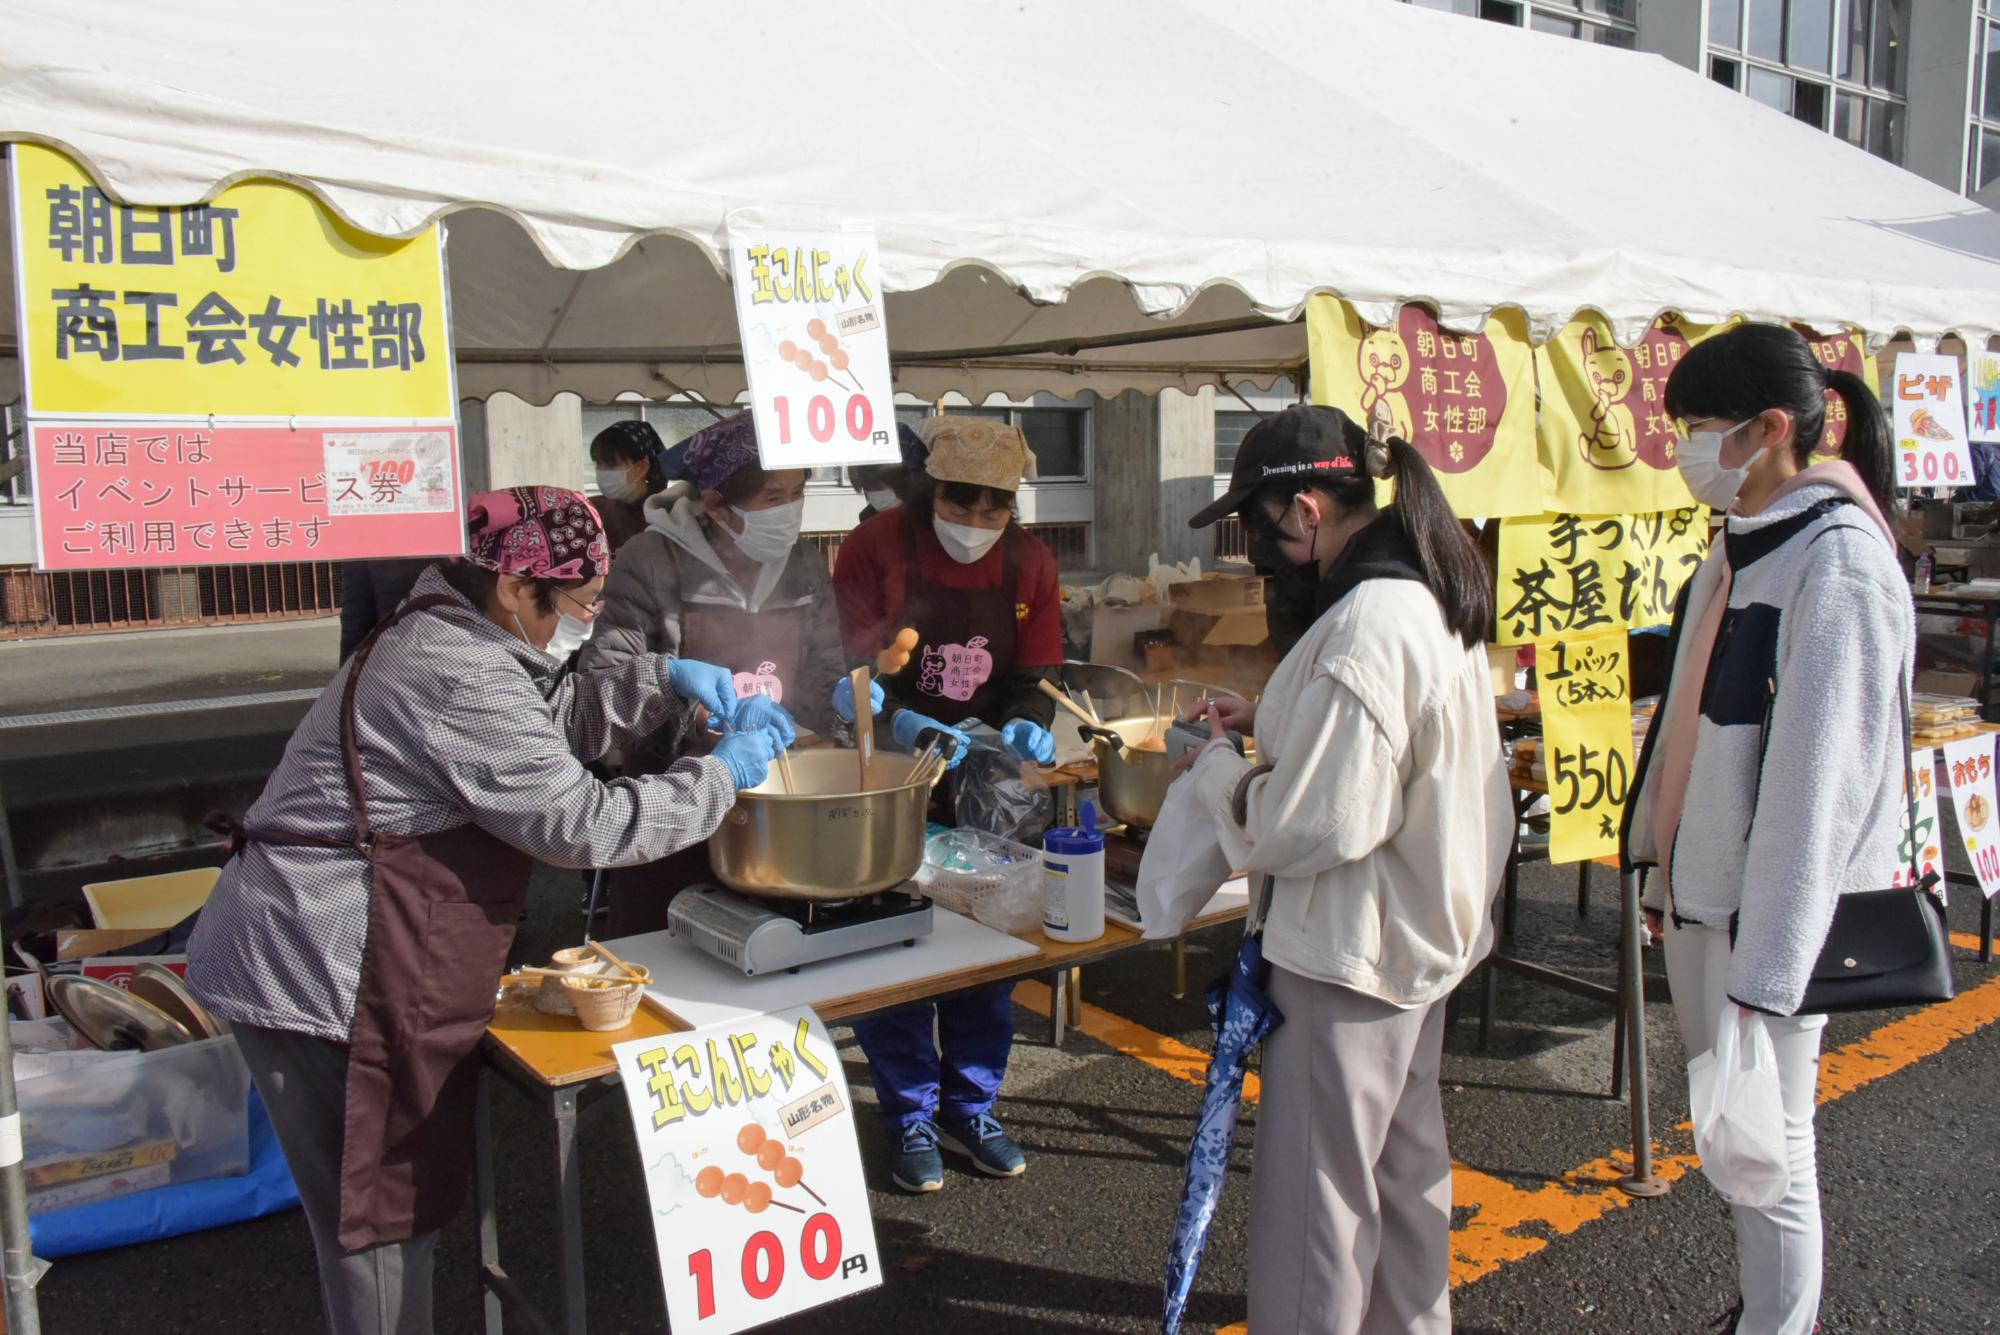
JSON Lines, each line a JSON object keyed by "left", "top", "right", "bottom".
{"left": 1942, "top": 734, "right": 2000, "bottom": 898}
{"left": 1967, "top": 350, "right": 2000, "bottom": 444}
{"left": 1892, "top": 749, "right": 1945, "bottom": 899}
{"left": 323, "top": 431, "right": 456, "bottom": 515}
{"left": 613, "top": 1008, "right": 880, "bottom": 1333}
{"left": 727, "top": 227, "right": 899, "bottom": 472}
{"left": 1890, "top": 352, "right": 1974, "bottom": 490}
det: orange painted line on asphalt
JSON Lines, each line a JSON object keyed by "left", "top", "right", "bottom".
{"left": 1951, "top": 930, "right": 1986, "bottom": 951}
{"left": 1014, "top": 980, "right": 1260, "bottom": 1103}
{"left": 1027, "top": 956, "right": 2000, "bottom": 1309}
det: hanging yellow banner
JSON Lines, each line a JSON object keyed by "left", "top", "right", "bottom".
{"left": 1793, "top": 324, "right": 1880, "bottom": 460}
{"left": 1535, "top": 314, "right": 1736, "bottom": 514}
{"left": 1306, "top": 297, "right": 1541, "bottom": 519}
{"left": 1539, "top": 631, "right": 1633, "bottom": 865}
{"left": 11, "top": 143, "right": 454, "bottom": 421}
{"left": 1495, "top": 507, "right": 1709, "bottom": 647}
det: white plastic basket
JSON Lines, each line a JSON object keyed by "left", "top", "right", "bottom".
{"left": 915, "top": 829, "right": 1045, "bottom": 934}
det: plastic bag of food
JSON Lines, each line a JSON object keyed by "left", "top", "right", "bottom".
{"left": 951, "top": 726, "right": 1054, "bottom": 844}
{"left": 1688, "top": 1009, "right": 1789, "bottom": 1207}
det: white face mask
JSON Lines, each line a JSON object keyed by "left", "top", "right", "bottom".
{"left": 726, "top": 499, "right": 804, "bottom": 566}
{"left": 863, "top": 487, "right": 900, "bottom": 514}
{"left": 595, "top": 466, "right": 641, "bottom": 503}
{"left": 1676, "top": 419, "right": 1762, "bottom": 511}
{"left": 934, "top": 516, "right": 1005, "bottom": 564}
{"left": 513, "top": 609, "right": 594, "bottom": 661}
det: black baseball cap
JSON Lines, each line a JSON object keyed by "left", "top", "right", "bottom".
{"left": 1189, "top": 403, "right": 1370, "bottom": 529}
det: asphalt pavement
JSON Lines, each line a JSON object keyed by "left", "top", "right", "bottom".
{"left": 35, "top": 858, "right": 2000, "bottom": 1334}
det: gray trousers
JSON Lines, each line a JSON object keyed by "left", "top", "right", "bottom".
{"left": 1247, "top": 966, "right": 1452, "bottom": 1335}
{"left": 233, "top": 1022, "right": 439, "bottom": 1335}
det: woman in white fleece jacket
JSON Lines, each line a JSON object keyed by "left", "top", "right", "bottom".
{"left": 1624, "top": 323, "right": 1913, "bottom": 1335}
{"left": 1173, "top": 404, "right": 1512, "bottom": 1335}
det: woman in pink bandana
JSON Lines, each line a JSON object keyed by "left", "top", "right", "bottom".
{"left": 187, "top": 486, "right": 788, "bottom": 1335}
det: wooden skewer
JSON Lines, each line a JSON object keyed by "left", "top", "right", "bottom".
{"left": 519, "top": 965, "right": 647, "bottom": 987}
{"left": 909, "top": 736, "right": 943, "bottom": 787}
{"left": 775, "top": 747, "right": 797, "bottom": 795}
{"left": 848, "top": 665, "right": 876, "bottom": 790}
{"left": 587, "top": 939, "right": 649, "bottom": 983}
{"left": 1037, "top": 678, "right": 1101, "bottom": 730}
{"left": 1079, "top": 689, "right": 1103, "bottom": 727}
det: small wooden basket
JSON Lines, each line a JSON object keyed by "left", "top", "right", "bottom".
{"left": 534, "top": 946, "right": 599, "bottom": 1016}
{"left": 562, "top": 970, "right": 650, "bottom": 1031}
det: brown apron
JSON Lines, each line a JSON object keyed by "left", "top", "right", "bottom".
{"left": 606, "top": 600, "right": 806, "bottom": 936}
{"left": 227, "top": 595, "right": 535, "bottom": 1250}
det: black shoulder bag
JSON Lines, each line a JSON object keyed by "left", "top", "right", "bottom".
{"left": 1738, "top": 525, "right": 1954, "bottom": 1015}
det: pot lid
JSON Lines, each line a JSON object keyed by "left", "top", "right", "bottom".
{"left": 48, "top": 974, "right": 194, "bottom": 1052}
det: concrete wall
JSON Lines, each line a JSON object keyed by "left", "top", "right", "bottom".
{"left": 1636, "top": 0, "right": 1705, "bottom": 69}
{"left": 1089, "top": 387, "right": 1216, "bottom": 575}
{"left": 1906, "top": 0, "right": 1978, "bottom": 193}
{"left": 480, "top": 392, "right": 585, "bottom": 492}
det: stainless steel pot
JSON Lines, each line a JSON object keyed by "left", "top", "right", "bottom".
{"left": 1085, "top": 715, "right": 1174, "bottom": 830}
{"left": 707, "top": 750, "right": 938, "bottom": 900}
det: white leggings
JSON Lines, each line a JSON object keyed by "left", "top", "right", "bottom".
{"left": 1664, "top": 916, "right": 1828, "bottom": 1335}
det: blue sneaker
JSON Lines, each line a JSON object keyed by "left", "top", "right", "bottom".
{"left": 937, "top": 1112, "right": 1026, "bottom": 1178}
{"left": 889, "top": 1119, "right": 944, "bottom": 1193}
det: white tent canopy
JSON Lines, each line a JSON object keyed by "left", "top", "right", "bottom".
{"left": 4, "top": 0, "right": 2000, "bottom": 407}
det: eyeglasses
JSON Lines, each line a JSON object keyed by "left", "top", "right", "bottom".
{"left": 558, "top": 588, "right": 605, "bottom": 619}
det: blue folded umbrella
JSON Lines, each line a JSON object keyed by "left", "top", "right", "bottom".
{"left": 1163, "top": 884, "right": 1283, "bottom": 1335}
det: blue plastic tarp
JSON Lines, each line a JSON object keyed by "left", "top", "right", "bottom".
{"left": 29, "top": 1090, "right": 299, "bottom": 1258}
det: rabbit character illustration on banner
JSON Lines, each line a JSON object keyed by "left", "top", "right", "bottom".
{"left": 1356, "top": 327, "right": 1414, "bottom": 444}
{"left": 1578, "top": 327, "right": 1639, "bottom": 471}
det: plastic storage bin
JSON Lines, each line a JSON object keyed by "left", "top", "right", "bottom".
{"left": 20, "top": 1033, "right": 251, "bottom": 1216}
{"left": 915, "top": 828, "right": 1045, "bottom": 934}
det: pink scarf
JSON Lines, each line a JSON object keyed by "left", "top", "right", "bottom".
{"left": 1650, "top": 462, "right": 1889, "bottom": 903}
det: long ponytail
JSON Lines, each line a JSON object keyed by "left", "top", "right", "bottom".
{"left": 1824, "top": 367, "right": 1897, "bottom": 519}
{"left": 1384, "top": 436, "right": 1492, "bottom": 648}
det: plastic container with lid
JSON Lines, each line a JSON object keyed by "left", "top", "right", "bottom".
{"left": 1043, "top": 801, "right": 1106, "bottom": 942}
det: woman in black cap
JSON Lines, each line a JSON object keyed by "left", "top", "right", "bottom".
{"left": 1167, "top": 403, "right": 1512, "bottom": 1335}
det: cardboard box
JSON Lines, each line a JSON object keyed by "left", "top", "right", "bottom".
{"left": 1166, "top": 574, "right": 1266, "bottom": 613}
{"left": 1084, "top": 604, "right": 1167, "bottom": 669}
{"left": 1915, "top": 669, "right": 1981, "bottom": 699}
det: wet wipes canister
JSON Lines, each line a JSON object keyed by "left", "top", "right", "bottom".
{"left": 1043, "top": 801, "right": 1106, "bottom": 942}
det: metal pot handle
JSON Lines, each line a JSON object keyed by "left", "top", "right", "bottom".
{"left": 1079, "top": 724, "right": 1125, "bottom": 751}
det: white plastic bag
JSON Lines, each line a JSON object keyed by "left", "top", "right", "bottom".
{"left": 1134, "top": 774, "right": 1234, "bottom": 939}
{"left": 1688, "top": 1009, "right": 1789, "bottom": 1208}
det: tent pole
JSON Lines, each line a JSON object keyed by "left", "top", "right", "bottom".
{"left": 0, "top": 1005, "right": 43, "bottom": 1334}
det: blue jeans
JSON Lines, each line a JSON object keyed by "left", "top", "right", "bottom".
{"left": 851, "top": 982, "right": 1017, "bottom": 1131}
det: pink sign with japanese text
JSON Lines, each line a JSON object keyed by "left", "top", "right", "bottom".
{"left": 31, "top": 423, "right": 464, "bottom": 570}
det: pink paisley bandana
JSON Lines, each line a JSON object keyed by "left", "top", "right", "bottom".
{"left": 466, "top": 486, "right": 609, "bottom": 581}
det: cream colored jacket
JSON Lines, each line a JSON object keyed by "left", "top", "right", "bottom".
{"left": 1188, "top": 576, "right": 1512, "bottom": 1007}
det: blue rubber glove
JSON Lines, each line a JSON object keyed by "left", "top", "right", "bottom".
{"left": 666, "top": 657, "right": 739, "bottom": 727}
{"left": 1001, "top": 718, "right": 1057, "bottom": 766}
{"left": 891, "top": 709, "right": 971, "bottom": 770}
{"left": 733, "top": 694, "right": 797, "bottom": 749}
{"left": 712, "top": 728, "right": 774, "bottom": 790}
{"left": 831, "top": 674, "right": 886, "bottom": 724}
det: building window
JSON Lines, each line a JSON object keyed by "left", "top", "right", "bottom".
{"left": 1, "top": 403, "right": 25, "bottom": 504}
{"left": 1215, "top": 411, "right": 1262, "bottom": 477}
{"left": 1708, "top": 0, "right": 1906, "bottom": 167}
{"left": 1970, "top": 18, "right": 2000, "bottom": 194}
{"left": 951, "top": 406, "right": 1091, "bottom": 482}
{"left": 1712, "top": 0, "right": 1744, "bottom": 48}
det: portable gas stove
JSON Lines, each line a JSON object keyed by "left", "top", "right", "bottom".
{"left": 667, "top": 884, "right": 933, "bottom": 977}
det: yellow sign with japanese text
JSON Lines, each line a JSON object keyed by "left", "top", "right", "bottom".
{"left": 10, "top": 143, "right": 453, "bottom": 421}
{"left": 1495, "top": 507, "right": 1710, "bottom": 647}
{"left": 1307, "top": 297, "right": 1542, "bottom": 519}
{"left": 1538, "top": 631, "right": 1633, "bottom": 865}
{"left": 1535, "top": 314, "right": 1735, "bottom": 515}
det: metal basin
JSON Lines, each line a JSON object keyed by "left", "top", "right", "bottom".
{"left": 1087, "top": 715, "right": 1175, "bottom": 830}
{"left": 706, "top": 750, "right": 937, "bottom": 900}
